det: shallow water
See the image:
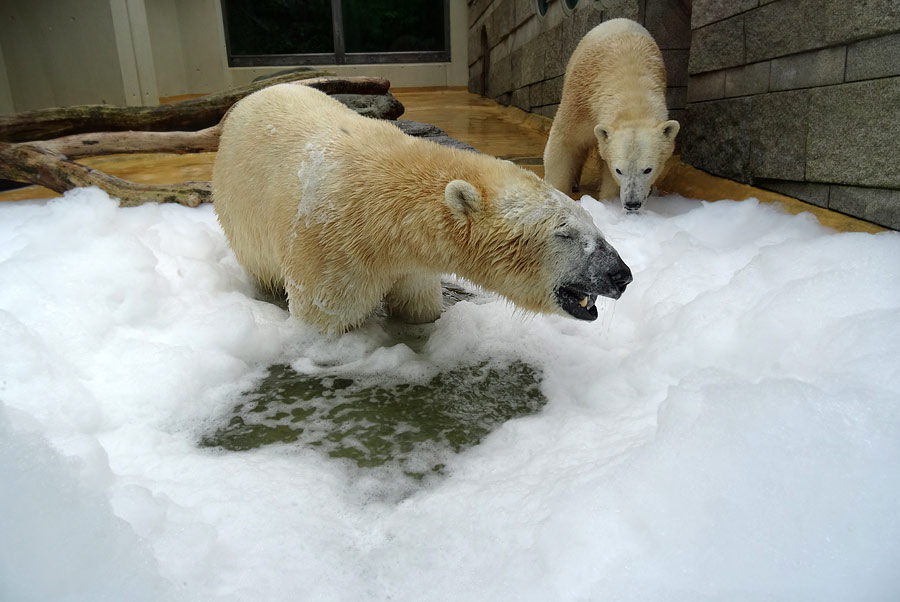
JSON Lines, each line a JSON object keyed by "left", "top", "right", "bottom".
{"left": 200, "top": 360, "right": 546, "bottom": 475}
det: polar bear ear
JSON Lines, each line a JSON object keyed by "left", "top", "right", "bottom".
{"left": 445, "top": 179, "right": 482, "bottom": 222}
{"left": 660, "top": 120, "right": 680, "bottom": 140}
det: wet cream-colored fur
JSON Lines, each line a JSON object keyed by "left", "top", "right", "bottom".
{"left": 543, "top": 18, "right": 679, "bottom": 211}
{"left": 213, "top": 84, "right": 621, "bottom": 333}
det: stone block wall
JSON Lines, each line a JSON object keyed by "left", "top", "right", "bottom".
{"left": 683, "top": 0, "right": 900, "bottom": 229}
{"left": 467, "top": 0, "right": 691, "bottom": 123}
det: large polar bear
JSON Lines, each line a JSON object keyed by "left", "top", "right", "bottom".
{"left": 543, "top": 18, "right": 679, "bottom": 212}
{"left": 212, "top": 84, "right": 632, "bottom": 334}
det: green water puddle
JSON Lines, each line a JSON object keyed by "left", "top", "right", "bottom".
{"left": 200, "top": 360, "right": 546, "bottom": 475}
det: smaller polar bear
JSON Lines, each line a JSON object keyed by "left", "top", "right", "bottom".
{"left": 543, "top": 18, "right": 679, "bottom": 212}
{"left": 212, "top": 84, "right": 632, "bottom": 334}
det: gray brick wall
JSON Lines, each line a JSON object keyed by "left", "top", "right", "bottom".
{"left": 467, "top": 0, "right": 690, "bottom": 126}
{"left": 683, "top": 0, "right": 900, "bottom": 229}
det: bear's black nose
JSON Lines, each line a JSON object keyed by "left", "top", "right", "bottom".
{"left": 624, "top": 202, "right": 642, "bottom": 212}
{"left": 612, "top": 264, "right": 633, "bottom": 294}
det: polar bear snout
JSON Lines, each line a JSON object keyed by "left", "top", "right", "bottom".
{"left": 588, "top": 238, "right": 632, "bottom": 300}
{"left": 555, "top": 240, "right": 632, "bottom": 320}
{"left": 596, "top": 255, "right": 633, "bottom": 300}
{"left": 610, "top": 262, "right": 633, "bottom": 296}
{"left": 621, "top": 177, "right": 651, "bottom": 212}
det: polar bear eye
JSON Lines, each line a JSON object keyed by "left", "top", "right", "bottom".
{"left": 643, "top": 167, "right": 653, "bottom": 174}
{"left": 554, "top": 226, "right": 575, "bottom": 240}
{"left": 615, "top": 168, "right": 622, "bottom": 175}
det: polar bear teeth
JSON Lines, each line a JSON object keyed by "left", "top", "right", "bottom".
{"left": 579, "top": 295, "right": 595, "bottom": 309}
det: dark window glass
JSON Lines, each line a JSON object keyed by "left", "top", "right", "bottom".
{"left": 224, "top": 0, "right": 333, "bottom": 56}
{"left": 536, "top": 0, "right": 549, "bottom": 16}
{"left": 564, "top": 0, "right": 578, "bottom": 9}
{"left": 343, "top": 0, "right": 445, "bottom": 53}
{"left": 222, "top": 0, "right": 448, "bottom": 65}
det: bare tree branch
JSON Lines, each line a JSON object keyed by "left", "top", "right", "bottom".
{"left": 0, "top": 142, "right": 210, "bottom": 207}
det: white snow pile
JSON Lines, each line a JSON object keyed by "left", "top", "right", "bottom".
{"left": 1, "top": 186, "right": 899, "bottom": 602}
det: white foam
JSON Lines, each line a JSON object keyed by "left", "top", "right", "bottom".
{"left": 0, "top": 406, "right": 178, "bottom": 602}
{"left": 1, "top": 187, "right": 898, "bottom": 601}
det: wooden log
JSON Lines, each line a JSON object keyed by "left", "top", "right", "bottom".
{"left": 16, "top": 89, "right": 403, "bottom": 160}
{"left": 0, "top": 118, "right": 472, "bottom": 208}
{"left": 288, "top": 75, "right": 390, "bottom": 96}
{"left": 33, "top": 124, "right": 223, "bottom": 159}
{"left": 0, "top": 73, "right": 392, "bottom": 142}
{"left": 0, "top": 142, "right": 210, "bottom": 207}
{"left": 0, "top": 74, "right": 398, "bottom": 207}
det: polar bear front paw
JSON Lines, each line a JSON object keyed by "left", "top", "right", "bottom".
{"left": 386, "top": 274, "right": 443, "bottom": 324}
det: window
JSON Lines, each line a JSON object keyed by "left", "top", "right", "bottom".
{"left": 222, "top": 0, "right": 450, "bottom": 67}
{"left": 535, "top": 0, "right": 549, "bottom": 16}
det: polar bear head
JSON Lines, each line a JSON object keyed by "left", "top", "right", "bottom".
{"left": 595, "top": 120, "right": 679, "bottom": 212}
{"left": 443, "top": 176, "right": 632, "bottom": 321}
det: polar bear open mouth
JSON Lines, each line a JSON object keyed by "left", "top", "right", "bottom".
{"left": 555, "top": 285, "right": 600, "bottom": 321}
